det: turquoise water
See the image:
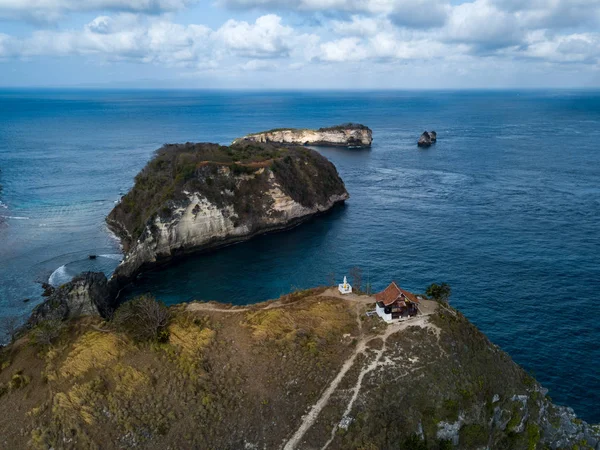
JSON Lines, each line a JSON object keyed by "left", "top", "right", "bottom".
{"left": 0, "top": 89, "right": 599, "bottom": 422}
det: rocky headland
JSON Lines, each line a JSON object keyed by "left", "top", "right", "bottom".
{"left": 233, "top": 123, "right": 373, "bottom": 148}
{"left": 418, "top": 131, "right": 437, "bottom": 147}
{"left": 26, "top": 273, "right": 114, "bottom": 328}
{"left": 1, "top": 288, "right": 598, "bottom": 449}
{"left": 106, "top": 141, "right": 349, "bottom": 286}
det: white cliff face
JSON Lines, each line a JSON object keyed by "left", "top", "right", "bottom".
{"left": 233, "top": 126, "right": 372, "bottom": 148}
{"left": 113, "top": 168, "right": 348, "bottom": 280}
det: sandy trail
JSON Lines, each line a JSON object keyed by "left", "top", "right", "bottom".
{"left": 282, "top": 314, "right": 432, "bottom": 450}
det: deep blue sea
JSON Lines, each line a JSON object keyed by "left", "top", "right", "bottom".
{"left": 0, "top": 89, "right": 599, "bottom": 422}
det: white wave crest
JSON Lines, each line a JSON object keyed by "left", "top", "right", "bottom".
{"left": 48, "top": 265, "right": 69, "bottom": 286}
{"left": 99, "top": 253, "right": 123, "bottom": 261}
{"left": 1, "top": 215, "right": 30, "bottom": 220}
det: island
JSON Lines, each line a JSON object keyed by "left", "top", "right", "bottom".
{"left": 2, "top": 283, "right": 598, "bottom": 449}
{"left": 233, "top": 123, "right": 373, "bottom": 148}
{"left": 106, "top": 141, "right": 349, "bottom": 285}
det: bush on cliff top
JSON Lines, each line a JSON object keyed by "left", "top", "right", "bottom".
{"left": 107, "top": 141, "right": 347, "bottom": 247}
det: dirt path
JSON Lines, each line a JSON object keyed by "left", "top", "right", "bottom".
{"left": 185, "top": 300, "right": 286, "bottom": 314}
{"left": 282, "top": 339, "right": 369, "bottom": 450}
{"left": 282, "top": 314, "right": 433, "bottom": 450}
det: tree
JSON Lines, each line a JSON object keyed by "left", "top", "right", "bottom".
{"left": 425, "top": 283, "right": 451, "bottom": 303}
{"left": 1, "top": 315, "right": 23, "bottom": 344}
{"left": 30, "top": 319, "right": 66, "bottom": 348}
{"left": 349, "top": 266, "right": 363, "bottom": 293}
{"left": 327, "top": 272, "right": 336, "bottom": 287}
{"left": 112, "top": 295, "right": 171, "bottom": 343}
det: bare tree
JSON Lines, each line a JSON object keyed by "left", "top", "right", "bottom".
{"left": 112, "top": 295, "right": 171, "bottom": 342}
{"left": 349, "top": 267, "right": 363, "bottom": 293}
{"left": 30, "top": 319, "right": 65, "bottom": 348}
{"left": 1, "top": 315, "right": 23, "bottom": 344}
{"left": 327, "top": 272, "right": 336, "bottom": 287}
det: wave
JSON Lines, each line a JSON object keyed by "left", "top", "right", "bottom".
{"left": 0, "top": 201, "right": 7, "bottom": 209}
{"left": 99, "top": 253, "right": 123, "bottom": 261}
{"left": 48, "top": 265, "right": 69, "bottom": 287}
{"left": 0, "top": 215, "right": 30, "bottom": 220}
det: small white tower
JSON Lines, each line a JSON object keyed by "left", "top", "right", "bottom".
{"left": 338, "top": 276, "right": 352, "bottom": 295}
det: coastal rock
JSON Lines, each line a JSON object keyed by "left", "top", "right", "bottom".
{"left": 107, "top": 142, "right": 349, "bottom": 284}
{"left": 27, "top": 272, "right": 114, "bottom": 327}
{"left": 418, "top": 130, "right": 437, "bottom": 147}
{"left": 233, "top": 123, "right": 373, "bottom": 148}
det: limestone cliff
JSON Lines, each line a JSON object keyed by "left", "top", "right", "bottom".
{"left": 107, "top": 142, "right": 349, "bottom": 283}
{"left": 26, "top": 272, "right": 113, "bottom": 328}
{"left": 233, "top": 123, "right": 373, "bottom": 148}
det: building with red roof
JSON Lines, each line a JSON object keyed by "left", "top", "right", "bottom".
{"left": 375, "top": 282, "right": 420, "bottom": 322}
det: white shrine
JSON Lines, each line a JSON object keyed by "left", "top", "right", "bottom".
{"left": 338, "top": 276, "right": 352, "bottom": 295}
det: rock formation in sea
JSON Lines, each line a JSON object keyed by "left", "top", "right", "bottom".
{"left": 233, "top": 123, "right": 373, "bottom": 148}
{"left": 2, "top": 288, "right": 599, "bottom": 449}
{"left": 418, "top": 130, "right": 437, "bottom": 147}
{"left": 26, "top": 272, "right": 114, "bottom": 328}
{"left": 107, "top": 141, "right": 349, "bottom": 285}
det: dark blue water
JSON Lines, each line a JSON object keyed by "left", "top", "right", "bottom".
{"left": 0, "top": 89, "right": 599, "bottom": 422}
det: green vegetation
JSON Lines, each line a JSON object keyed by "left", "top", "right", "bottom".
{"left": 459, "top": 424, "right": 488, "bottom": 448}
{"left": 318, "top": 123, "right": 371, "bottom": 132}
{"left": 107, "top": 141, "right": 346, "bottom": 248}
{"left": 426, "top": 283, "right": 452, "bottom": 303}
{"left": 112, "top": 295, "right": 170, "bottom": 343}
{"left": 0, "top": 291, "right": 592, "bottom": 449}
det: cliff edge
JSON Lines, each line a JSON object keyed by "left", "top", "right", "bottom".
{"left": 233, "top": 123, "right": 373, "bottom": 148}
{"left": 107, "top": 142, "right": 349, "bottom": 284}
{"left": 1, "top": 289, "right": 598, "bottom": 449}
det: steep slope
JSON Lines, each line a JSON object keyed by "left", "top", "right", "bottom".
{"left": 233, "top": 124, "right": 373, "bottom": 148}
{"left": 1, "top": 289, "right": 598, "bottom": 450}
{"left": 107, "top": 142, "right": 349, "bottom": 283}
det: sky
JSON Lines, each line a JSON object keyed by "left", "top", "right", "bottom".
{"left": 0, "top": 0, "right": 599, "bottom": 88}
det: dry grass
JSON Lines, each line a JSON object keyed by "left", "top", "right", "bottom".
{"left": 245, "top": 298, "right": 355, "bottom": 344}
{"left": 53, "top": 331, "right": 125, "bottom": 380}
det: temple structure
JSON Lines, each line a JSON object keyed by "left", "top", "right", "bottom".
{"left": 375, "top": 282, "right": 419, "bottom": 322}
{"left": 338, "top": 276, "right": 352, "bottom": 294}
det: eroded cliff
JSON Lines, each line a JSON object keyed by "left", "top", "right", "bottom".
{"left": 107, "top": 142, "right": 349, "bottom": 283}
{"left": 233, "top": 123, "right": 373, "bottom": 148}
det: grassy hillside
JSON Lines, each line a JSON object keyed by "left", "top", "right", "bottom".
{"left": 107, "top": 142, "right": 347, "bottom": 250}
{"left": 1, "top": 289, "right": 597, "bottom": 449}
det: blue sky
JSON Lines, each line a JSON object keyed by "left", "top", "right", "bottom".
{"left": 0, "top": 0, "right": 599, "bottom": 88}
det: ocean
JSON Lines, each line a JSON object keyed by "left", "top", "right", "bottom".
{"left": 0, "top": 89, "right": 598, "bottom": 422}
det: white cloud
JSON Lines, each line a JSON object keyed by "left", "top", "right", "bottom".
{"left": 220, "top": 0, "right": 450, "bottom": 27}
{"left": 0, "top": 13, "right": 317, "bottom": 69}
{"left": 331, "top": 15, "right": 386, "bottom": 36}
{"left": 319, "top": 31, "right": 454, "bottom": 62}
{"left": 520, "top": 31, "right": 600, "bottom": 64}
{"left": 0, "top": 0, "right": 196, "bottom": 22}
{"left": 492, "top": 0, "right": 600, "bottom": 29}
{"left": 443, "top": 0, "right": 523, "bottom": 51}
{"left": 214, "top": 14, "right": 294, "bottom": 58}
{"left": 1, "top": 0, "right": 600, "bottom": 85}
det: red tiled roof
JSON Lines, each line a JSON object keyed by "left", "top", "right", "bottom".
{"left": 399, "top": 287, "right": 419, "bottom": 304}
{"left": 375, "top": 282, "right": 419, "bottom": 306}
{"left": 375, "top": 282, "right": 402, "bottom": 306}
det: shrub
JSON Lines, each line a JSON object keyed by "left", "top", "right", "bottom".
{"left": 112, "top": 295, "right": 171, "bottom": 343}
{"left": 459, "top": 424, "right": 487, "bottom": 448}
{"left": 30, "top": 319, "right": 66, "bottom": 348}
{"left": 426, "top": 283, "right": 452, "bottom": 303}
{"left": 9, "top": 370, "right": 30, "bottom": 390}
